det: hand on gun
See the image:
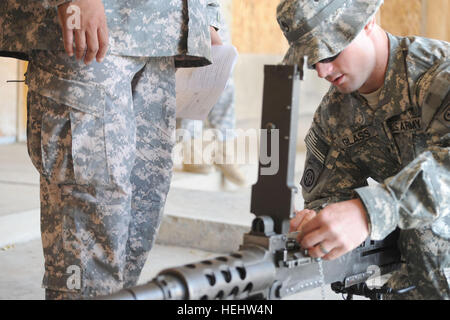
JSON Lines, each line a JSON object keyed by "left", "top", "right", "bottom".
{"left": 290, "top": 199, "right": 370, "bottom": 260}
{"left": 57, "top": 0, "right": 109, "bottom": 65}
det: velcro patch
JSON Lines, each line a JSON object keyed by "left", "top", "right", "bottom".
{"left": 304, "top": 129, "right": 329, "bottom": 164}
{"left": 301, "top": 129, "right": 330, "bottom": 192}
{"left": 390, "top": 117, "right": 422, "bottom": 134}
{"left": 338, "top": 126, "right": 378, "bottom": 148}
{"left": 300, "top": 155, "right": 323, "bottom": 193}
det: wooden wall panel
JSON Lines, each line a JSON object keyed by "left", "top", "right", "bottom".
{"left": 230, "top": 0, "right": 448, "bottom": 55}
{"left": 380, "top": 0, "right": 423, "bottom": 37}
{"left": 231, "top": 0, "right": 288, "bottom": 54}
{"left": 425, "top": 0, "right": 450, "bottom": 41}
{"left": 380, "top": 0, "right": 449, "bottom": 41}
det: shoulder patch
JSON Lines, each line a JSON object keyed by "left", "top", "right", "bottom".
{"left": 304, "top": 129, "right": 329, "bottom": 164}
{"left": 300, "top": 155, "right": 323, "bottom": 193}
{"left": 301, "top": 130, "right": 330, "bottom": 193}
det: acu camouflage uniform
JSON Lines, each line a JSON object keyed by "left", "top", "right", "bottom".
{"left": 0, "top": 0, "right": 220, "bottom": 299}
{"left": 276, "top": 0, "right": 449, "bottom": 299}
{"left": 300, "top": 34, "right": 449, "bottom": 300}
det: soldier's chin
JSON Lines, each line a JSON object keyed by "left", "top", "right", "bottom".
{"left": 334, "top": 84, "right": 355, "bottom": 94}
{"left": 333, "top": 79, "right": 361, "bottom": 94}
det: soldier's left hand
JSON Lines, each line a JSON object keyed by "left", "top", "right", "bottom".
{"left": 296, "top": 199, "right": 370, "bottom": 260}
{"left": 210, "top": 27, "right": 223, "bottom": 45}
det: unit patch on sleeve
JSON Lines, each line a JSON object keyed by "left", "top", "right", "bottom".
{"left": 301, "top": 129, "right": 330, "bottom": 193}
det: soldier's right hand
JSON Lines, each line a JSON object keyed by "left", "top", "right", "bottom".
{"left": 57, "top": 0, "right": 109, "bottom": 65}
{"left": 290, "top": 209, "right": 317, "bottom": 235}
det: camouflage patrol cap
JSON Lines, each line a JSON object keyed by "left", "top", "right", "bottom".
{"left": 277, "top": 0, "right": 383, "bottom": 68}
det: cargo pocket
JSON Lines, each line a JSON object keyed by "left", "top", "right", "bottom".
{"left": 26, "top": 64, "right": 110, "bottom": 186}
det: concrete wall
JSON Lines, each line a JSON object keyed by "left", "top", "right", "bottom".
{"left": 0, "top": 58, "right": 20, "bottom": 144}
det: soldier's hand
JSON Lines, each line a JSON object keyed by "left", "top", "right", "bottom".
{"left": 57, "top": 0, "right": 109, "bottom": 65}
{"left": 290, "top": 209, "right": 317, "bottom": 235}
{"left": 297, "top": 199, "right": 370, "bottom": 260}
{"left": 210, "top": 27, "right": 223, "bottom": 45}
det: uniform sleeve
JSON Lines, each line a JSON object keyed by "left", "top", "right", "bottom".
{"left": 207, "top": 0, "right": 221, "bottom": 30}
{"left": 356, "top": 61, "right": 450, "bottom": 240}
{"left": 302, "top": 95, "right": 369, "bottom": 212}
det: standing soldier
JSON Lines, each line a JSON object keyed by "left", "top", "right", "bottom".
{"left": 277, "top": 0, "right": 449, "bottom": 299}
{"left": 0, "top": 0, "right": 221, "bottom": 299}
{"left": 178, "top": 5, "right": 247, "bottom": 187}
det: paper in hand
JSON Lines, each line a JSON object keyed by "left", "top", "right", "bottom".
{"left": 175, "top": 44, "right": 238, "bottom": 120}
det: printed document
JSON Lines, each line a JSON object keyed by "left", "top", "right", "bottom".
{"left": 176, "top": 45, "right": 238, "bottom": 120}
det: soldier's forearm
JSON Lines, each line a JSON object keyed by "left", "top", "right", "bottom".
{"left": 356, "top": 145, "right": 450, "bottom": 240}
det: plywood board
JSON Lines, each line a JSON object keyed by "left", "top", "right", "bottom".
{"left": 231, "top": 0, "right": 289, "bottom": 54}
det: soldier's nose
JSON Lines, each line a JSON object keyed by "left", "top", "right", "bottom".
{"left": 315, "top": 62, "right": 333, "bottom": 79}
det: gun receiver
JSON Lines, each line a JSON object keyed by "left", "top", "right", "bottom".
{"left": 101, "top": 65, "right": 404, "bottom": 300}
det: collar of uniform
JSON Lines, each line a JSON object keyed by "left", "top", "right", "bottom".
{"left": 370, "top": 33, "right": 413, "bottom": 122}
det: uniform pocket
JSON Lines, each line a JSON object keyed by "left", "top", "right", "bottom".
{"left": 69, "top": 109, "right": 110, "bottom": 186}
{"left": 26, "top": 64, "right": 110, "bottom": 186}
{"left": 26, "top": 63, "right": 106, "bottom": 117}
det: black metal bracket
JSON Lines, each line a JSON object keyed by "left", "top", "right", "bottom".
{"left": 250, "top": 65, "right": 302, "bottom": 234}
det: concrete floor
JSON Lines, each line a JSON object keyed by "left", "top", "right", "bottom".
{"left": 0, "top": 238, "right": 348, "bottom": 300}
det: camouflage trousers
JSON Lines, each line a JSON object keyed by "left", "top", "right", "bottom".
{"left": 385, "top": 227, "right": 450, "bottom": 300}
{"left": 25, "top": 51, "right": 176, "bottom": 299}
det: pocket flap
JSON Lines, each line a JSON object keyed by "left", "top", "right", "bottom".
{"left": 25, "top": 63, "right": 106, "bottom": 117}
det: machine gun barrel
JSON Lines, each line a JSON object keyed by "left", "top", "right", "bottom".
{"left": 102, "top": 244, "right": 276, "bottom": 300}
{"left": 100, "top": 217, "right": 401, "bottom": 300}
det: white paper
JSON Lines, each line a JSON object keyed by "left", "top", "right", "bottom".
{"left": 175, "top": 44, "right": 238, "bottom": 120}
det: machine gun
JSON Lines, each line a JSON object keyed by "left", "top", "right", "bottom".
{"left": 103, "top": 65, "right": 410, "bottom": 300}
